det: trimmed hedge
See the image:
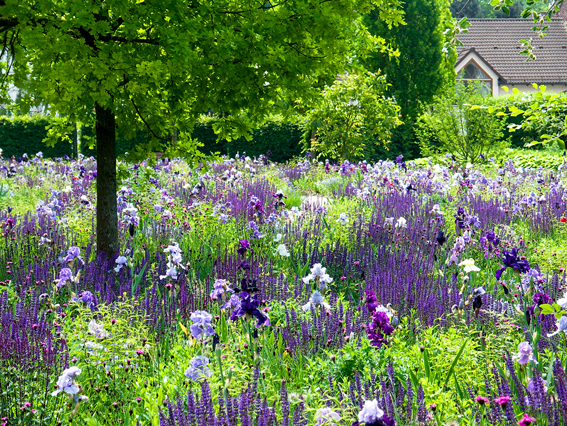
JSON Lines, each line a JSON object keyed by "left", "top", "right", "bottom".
{"left": 81, "top": 116, "right": 304, "bottom": 162}
{"left": 0, "top": 115, "right": 73, "bottom": 158}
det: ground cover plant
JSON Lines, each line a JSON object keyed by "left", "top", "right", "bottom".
{"left": 1, "top": 151, "right": 567, "bottom": 426}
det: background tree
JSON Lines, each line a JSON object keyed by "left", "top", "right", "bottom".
{"left": 362, "top": 0, "right": 456, "bottom": 159}
{"left": 0, "top": 0, "right": 403, "bottom": 256}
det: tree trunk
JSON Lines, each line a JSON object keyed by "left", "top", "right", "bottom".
{"left": 95, "top": 102, "right": 118, "bottom": 256}
{"left": 72, "top": 122, "right": 78, "bottom": 159}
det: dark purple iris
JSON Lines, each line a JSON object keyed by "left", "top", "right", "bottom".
{"left": 366, "top": 310, "right": 394, "bottom": 348}
{"left": 454, "top": 207, "right": 466, "bottom": 230}
{"left": 230, "top": 292, "right": 270, "bottom": 327}
{"left": 365, "top": 290, "right": 379, "bottom": 312}
{"left": 238, "top": 261, "right": 251, "bottom": 271}
{"left": 495, "top": 248, "right": 530, "bottom": 280}
{"left": 237, "top": 239, "right": 253, "bottom": 256}
{"left": 486, "top": 231, "right": 500, "bottom": 247}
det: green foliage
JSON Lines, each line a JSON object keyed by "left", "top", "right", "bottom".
{"left": 492, "top": 85, "right": 567, "bottom": 150}
{"left": 304, "top": 72, "right": 402, "bottom": 161}
{"left": 0, "top": 115, "right": 73, "bottom": 158}
{"left": 416, "top": 83, "right": 509, "bottom": 163}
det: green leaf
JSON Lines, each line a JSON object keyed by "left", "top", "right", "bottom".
{"left": 442, "top": 339, "right": 468, "bottom": 390}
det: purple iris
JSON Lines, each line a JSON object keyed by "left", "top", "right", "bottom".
{"left": 495, "top": 248, "right": 530, "bottom": 280}
{"left": 486, "top": 231, "right": 500, "bottom": 247}
{"left": 64, "top": 246, "right": 84, "bottom": 265}
{"left": 57, "top": 268, "right": 73, "bottom": 288}
{"left": 189, "top": 310, "right": 216, "bottom": 339}
{"left": 78, "top": 291, "right": 97, "bottom": 310}
{"left": 230, "top": 293, "right": 270, "bottom": 327}
{"left": 237, "top": 240, "right": 253, "bottom": 256}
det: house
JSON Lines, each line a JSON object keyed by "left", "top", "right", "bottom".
{"left": 456, "top": 18, "right": 567, "bottom": 96}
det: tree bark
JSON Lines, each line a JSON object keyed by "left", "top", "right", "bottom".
{"left": 72, "top": 122, "right": 78, "bottom": 159}
{"left": 95, "top": 102, "right": 118, "bottom": 256}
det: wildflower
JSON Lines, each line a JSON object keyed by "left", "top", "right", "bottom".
{"left": 494, "top": 395, "right": 512, "bottom": 409}
{"left": 358, "top": 399, "right": 384, "bottom": 425}
{"left": 230, "top": 293, "right": 270, "bottom": 327}
{"left": 459, "top": 258, "right": 480, "bottom": 273}
{"left": 517, "top": 414, "right": 536, "bottom": 426}
{"left": 275, "top": 244, "right": 290, "bottom": 257}
{"left": 189, "top": 310, "right": 215, "bottom": 339}
{"left": 395, "top": 217, "right": 407, "bottom": 229}
{"left": 185, "top": 356, "right": 212, "bottom": 382}
{"left": 302, "top": 291, "right": 330, "bottom": 311}
{"left": 547, "top": 315, "right": 567, "bottom": 337}
{"left": 561, "top": 217, "right": 567, "bottom": 223}
{"left": 114, "top": 256, "right": 128, "bottom": 273}
{"left": 336, "top": 213, "right": 349, "bottom": 226}
{"left": 52, "top": 367, "right": 82, "bottom": 396}
{"left": 64, "top": 246, "right": 84, "bottom": 265}
{"left": 56, "top": 268, "right": 74, "bottom": 288}
{"left": 512, "top": 342, "right": 537, "bottom": 365}
{"left": 88, "top": 320, "right": 109, "bottom": 339}
{"left": 315, "top": 407, "right": 341, "bottom": 426}
{"left": 237, "top": 239, "right": 253, "bottom": 256}
{"left": 474, "top": 396, "right": 489, "bottom": 405}
{"left": 495, "top": 248, "right": 530, "bottom": 280}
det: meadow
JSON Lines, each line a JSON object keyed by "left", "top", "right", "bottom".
{"left": 1, "top": 152, "right": 567, "bottom": 426}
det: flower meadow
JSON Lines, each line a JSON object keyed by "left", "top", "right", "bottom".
{"left": 2, "top": 153, "right": 567, "bottom": 426}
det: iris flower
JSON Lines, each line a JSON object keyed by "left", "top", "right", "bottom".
{"left": 52, "top": 367, "right": 82, "bottom": 396}
{"left": 512, "top": 342, "right": 538, "bottom": 365}
{"left": 184, "top": 356, "right": 212, "bottom": 382}
{"left": 495, "top": 248, "right": 530, "bottom": 280}
{"left": 230, "top": 293, "right": 270, "bottom": 327}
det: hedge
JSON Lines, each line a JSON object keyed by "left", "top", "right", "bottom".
{"left": 0, "top": 115, "right": 73, "bottom": 159}
{"left": 81, "top": 116, "right": 304, "bottom": 163}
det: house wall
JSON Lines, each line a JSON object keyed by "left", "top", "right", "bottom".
{"left": 499, "top": 84, "right": 567, "bottom": 95}
{"left": 455, "top": 51, "right": 500, "bottom": 96}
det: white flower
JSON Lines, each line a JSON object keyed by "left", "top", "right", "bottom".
{"left": 302, "top": 291, "right": 330, "bottom": 311}
{"left": 274, "top": 233, "right": 283, "bottom": 243}
{"left": 547, "top": 315, "right": 567, "bottom": 337}
{"left": 275, "top": 244, "right": 290, "bottom": 257}
{"left": 384, "top": 217, "right": 394, "bottom": 228}
{"left": 336, "top": 213, "right": 349, "bottom": 226}
{"left": 458, "top": 258, "right": 480, "bottom": 273}
{"left": 395, "top": 217, "right": 407, "bottom": 229}
{"left": 358, "top": 399, "right": 384, "bottom": 424}
{"left": 430, "top": 204, "right": 444, "bottom": 215}
{"left": 556, "top": 293, "right": 567, "bottom": 310}
{"left": 302, "top": 263, "right": 333, "bottom": 285}
{"left": 88, "top": 320, "right": 109, "bottom": 339}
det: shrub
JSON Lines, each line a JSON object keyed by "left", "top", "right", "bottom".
{"left": 416, "top": 83, "right": 509, "bottom": 163}
{"left": 303, "top": 71, "right": 402, "bottom": 161}
{"left": 0, "top": 115, "right": 73, "bottom": 158}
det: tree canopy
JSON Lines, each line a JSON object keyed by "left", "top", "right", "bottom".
{"left": 0, "top": 0, "right": 404, "bottom": 254}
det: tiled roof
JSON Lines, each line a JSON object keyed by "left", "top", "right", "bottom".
{"left": 456, "top": 19, "right": 567, "bottom": 84}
